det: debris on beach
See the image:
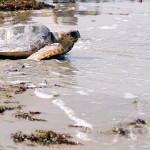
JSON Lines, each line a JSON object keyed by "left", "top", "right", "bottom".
{"left": 53, "top": 93, "right": 60, "bottom": 97}
{"left": 68, "top": 124, "right": 91, "bottom": 133}
{"left": 11, "top": 130, "right": 79, "bottom": 146}
{"left": 0, "top": 83, "right": 29, "bottom": 99}
{"left": 4, "top": 100, "right": 19, "bottom": 104}
{"left": 0, "top": 0, "right": 54, "bottom": 11}
{"left": 14, "top": 85, "right": 27, "bottom": 94}
{"left": 14, "top": 111, "right": 46, "bottom": 122}
{"left": 0, "top": 107, "right": 7, "bottom": 113}
{"left": 0, "top": 88, "right": 24, "bottom": 114}
{"left": 29, "top": 111, "right": 42, "bottom": 115}
{"left": 127, "top": 118, "right": 147, "bottom": 126}
{"left": 0, "top": 105, "right": 23, "bottom": 114}
{"left": 54, "top": 83, "right": 63, "bottom": 87}
{"left": 111, "top": 127, "right": 129, "bottom": 137}
{"left": 106, "top": 118, "right": 148, "bottom": 138}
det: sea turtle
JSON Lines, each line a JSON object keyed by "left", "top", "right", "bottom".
{"left": 0, "top": 23, "right": 80, "bottom": 61}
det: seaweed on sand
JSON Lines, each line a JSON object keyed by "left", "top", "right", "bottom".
{"left": 0, "top": 105, "right": 23, "bottom": 114}
{"left": 14, "top": 111, "right": 46, "bottom": 121}
{"left": 0, "top": 0, "right": 54, "bottom": 11}
{"left": 0, "top": 83, "right": 28, "bottom": 99}
{"left": 11, "top": 130, "right": 79, "bottom": 146}
{"left": 14, "top": 85, "right": 27, "bottom": 94}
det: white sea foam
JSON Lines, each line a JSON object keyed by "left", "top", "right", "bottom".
{"left": 34, "top": 88, "right": 54, "bottom": 99}
{"left": 96, "top": 39, "right": 102, "bottom": 41}
{"left": 78, "top": 6, "right": 87, "bottom": 11}
{"left": 120, "top": 70, "right": 129, "bottom": 74}
{"left": 114, "top": 17, "right": 121, "bottom": 20}
{"left": 98, "top": 24, "right": 117, "bottom": 30}
{"left": 128, "top": 129, "right": 137, "bottom": 141}
{"left": 87, "top": 27, "right": 94, "bottom": 31}
{"left": 138, "top": 112, "right": 146, "bottom": 115}
{"left": 51, "top": 71, "right": 61, "bottom": 75}
{"left": 87, "top": 89, "right": 94, "bottom": 93}
{"left": 143, "top": 93, "right": 150, "bottom": 96}
{"left": 52, "top": 99, "right": 93, "bottom": 129}
{"left": 71, "top": 85, "right": 82, "bottom": 89}
{"left": 123, "top": 19, "right": 128, "bottom": 22}
{"left": 77, "top": 91, "right": 89, "bottom": 95}
{"left": 76, "top": 131, "right": 92, "bottom": 141}
{"left": 127, "top": 77, "right": 150, "bottom": 82}
{"left": 91, "top": 102, "right": 102, "bottom": 105}
{"left": 112, "top": 135, "right": 119, "bottom": 143}
{"left": 34, "top": 89, "right": 93, "bottom": 141}
{"left": 124, "top": 93, "right": 138, "bottom": 99}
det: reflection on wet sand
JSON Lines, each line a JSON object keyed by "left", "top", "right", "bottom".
{"left": 0, "top": 0, "right": 145, "bottom": 26}
{"left": 76, "top": 3, "right": 100, "bottom": 15}
{"left": 0, "top": 11, "right": 33, "bottom": 26}
{"left": 11, "top": 11, "right": 33, "bottom": 24}
{"left": 33, "top": 1, "right": 101, "bottom": 25}
{"left": 41, "top": 59, "right": 78, "bottom": 88}
{"left": 51, "top": 3, "right": 78, "bottom": 25}
{"left": 0, "top": 4, "right": 78, "bottom": 26}
{"left": 51, "top": 2, "right": 100, "bottom": 25}
{"left": 0, "top": 1, "right": 101, "bottom": 26}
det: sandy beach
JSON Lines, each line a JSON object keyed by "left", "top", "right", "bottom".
{"left": 0, "top": 0, "right": 150, "bottom": 149}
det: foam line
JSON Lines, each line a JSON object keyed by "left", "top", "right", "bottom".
{"left": 34, "top": 88, "right": 54, "bottom": 99}
{"left": 52, "top": 99, "right": 93, "bottom": 129}
{"left": 124, "top": 93, "right": 138, "bottom": 99}
{"left": 76, "top": 131, "right": 92, "bottom": 141}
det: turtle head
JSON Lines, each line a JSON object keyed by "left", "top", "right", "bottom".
{"left": 53, "top": 30, "right": 80, "bottom": 54}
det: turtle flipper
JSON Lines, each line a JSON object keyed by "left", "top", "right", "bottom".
{"left": 27, "top": 43, "right": 64, "bottom": 61}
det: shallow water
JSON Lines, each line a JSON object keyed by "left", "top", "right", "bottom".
{"left": 0, "top": 0, "right": 150, "bottom": 149}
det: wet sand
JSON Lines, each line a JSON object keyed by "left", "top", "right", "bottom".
{"left": 0, "top": 0, "right": 150, "bottom": 149}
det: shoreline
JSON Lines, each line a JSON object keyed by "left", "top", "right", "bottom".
{"left": 0, "top": 1, "right": 150, "bottom": 149}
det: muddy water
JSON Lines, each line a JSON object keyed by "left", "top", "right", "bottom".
{"left": 0, "top": 0, "right": 150, "bottom": 150}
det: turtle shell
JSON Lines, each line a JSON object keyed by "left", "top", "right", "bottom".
{"left": 0, "top": 23, "right": 50, "bottom": 57}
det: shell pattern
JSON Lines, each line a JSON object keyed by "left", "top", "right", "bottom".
{"left": 0, "top": 24, "right": 50, "bottom": 53}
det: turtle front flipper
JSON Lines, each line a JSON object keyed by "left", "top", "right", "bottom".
{"left": 27, "top": 43, "right": 64, "bottom": 61}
